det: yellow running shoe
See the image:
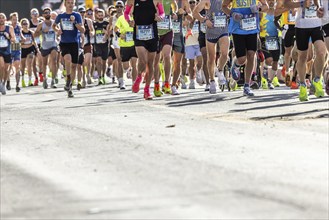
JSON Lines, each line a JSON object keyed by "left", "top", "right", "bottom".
{"left": 162, "top": 82, "right": 172, "bottom": 94}
{"left": 313, "top": 79, "right": 324, "bottom": 98}
{"left": 272, "top": 76, "right": 280, "bottom": 87}
{"left": 261, "top": 77, "right": 268, "bottom": 89}
{"left": 299, "top": 85, "right": 309, "bottom": 101}
{"left": 153, "top": 83, "right": 163, "bottom": 97}
{"left": 22, "top": 79, "right": 26, "bottom": 88}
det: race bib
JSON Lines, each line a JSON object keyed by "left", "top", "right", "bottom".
{"left": 0, "top": 36, "right": 9, "bottom": 48}
{"left": 96, "top": 34, "right": 105, "bottom": 44}
{"left": 62, "top": 19, "right": 74, "bottom": 31}
{"left": 23, "top": 35, "right": 32, "bottom": 45}
{"left": 288, "top": 11, "right": 296, "bottom": 22}
{"left": 44, "top": 32, "right": 55, "bottom": 42}
{"left": 213, "top": 13, "right": 227, "bottom": 28}
{"left": 172, "top": 21, "right": 181, "bottom": 34}
{"left": 265, "top": 37, "right": 279, "bottom": 50}
{"left": 192, "top": 22, "right": 199, "bottom": 35}
{"left": 157, "top": 15, "right": 172, "bottom": 30}
{"left": 240, "top": 16, "right": 257, "bottom": 31}
{"left": 304, "top": 6, "right": 317, "bottom": 19}
{"left": 125, "top": 31, "right": 133, "bottom": 42}
{"left": 15, "top": 35, "right": 21, "bottom": 43}
{"left": 35, "top": 36, "right": 40, "bottom": 44}
{"left": 136, "top": 25, "right": 154, "bottom": 41}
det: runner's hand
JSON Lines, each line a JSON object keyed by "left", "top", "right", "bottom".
{"left": 178, "top": 8, "right": 185, "bottom": 15}
{"left": 57, "top": 29, "right": 63, "bottom": 35}
{"left": 232, "top": 12, "right": 243, "bottom": 22}
{"left": 317, "top": 7, "right": 324, "bottom": 18}
{"left": 250, "top": 4, "right": 260, "bottom": 13}
{"left": 4, "top": 32, "right": 9, "bottom": 39}
{"left": 172, "top": 13, "right": 178, "bottom": 20}
{"left": 205, "top": 19, "right": 213, "bottom": 28}
{"left": 120, "top": 33, "right": 125, "bottom": 40}
{"left": 70, "top": 15, "right": 75, "bottom": 22}
{"left": 155, "top": 14, "right": 163, "bottom": 22}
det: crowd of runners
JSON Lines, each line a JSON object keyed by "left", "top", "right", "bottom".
{"left": 0, "top": 0, "right": 329, "bottom": 101}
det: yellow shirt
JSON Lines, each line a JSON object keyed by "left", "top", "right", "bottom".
{"left": 115, "top": 15, "right": 134, "bottom": 47}
{"left": 282, "top": 10, "right": 296, "bottom": 25}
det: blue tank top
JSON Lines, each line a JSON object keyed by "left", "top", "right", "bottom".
{"left": 260, "top": 13, "right": 278, "bottom": 37}
{"left": 228, "top": 0, "right": 260, "bottom": 35}
{"left": 0, "top": 26, "right": 11, "bottom": 55}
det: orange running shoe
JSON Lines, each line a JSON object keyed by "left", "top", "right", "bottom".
{"left": 290, "top": 81, "right": 299, "bottom": 89}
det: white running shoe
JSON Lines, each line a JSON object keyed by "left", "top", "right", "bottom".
{"left": 180, "top": 75, "right": 187, "bottom": 89}
{"left": 171, "top": 85, "right": 180, "bottom": 95}
{"left": 196, "top": 69, "right": 203, "bottom": 85}
{"left": 189, "top": 79, "right": 196, "bottom": 89}
{"left": 119, "top": 78, "right": 126, "bottom": 90}
{"left": 215, "top": 67, "right": 220, "bottom": 77}
{"left": 218, "top": 71, "right": 226, "bottom": 86}
{"left": 209, "top": 81, "right": 216, "bottom": 94}
{"left": 204, "top": 84, "right": 210, "bottom": 91}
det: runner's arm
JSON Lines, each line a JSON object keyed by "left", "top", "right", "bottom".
{"left": 34, "top": 23, "right": 43, "bottom": 38}
{"left": 222, "top": 0, "right": 233, "bottom": 16}
{"left": 88, "top": 19, "right": 95, "bottom": 37}
{"left": 9, "top": 26, "right": 16, "bottom": 43}
{"left": 74, "top": 14, "right": 85, "bottom": 34}
{"left": 275, "top": 0, "right": 289, "bottom": 16}
{"left": 259, "top": 0, "right": 269, "bottom": 12}
{"left": 284, "top": 0, "right": 303, "bottom": 9}
{"left": 192, "top": 0, "right": 207, "bottom": 22}
{"left": 124, "top": 0, "right": 134, "bottom": 22}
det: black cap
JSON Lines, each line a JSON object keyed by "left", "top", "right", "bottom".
{"left": 78, "top": 6, "right": 86, "bottom": 12}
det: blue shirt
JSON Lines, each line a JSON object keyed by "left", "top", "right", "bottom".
{"left": 55, "top": 12, "right": 82, "bottom": 43}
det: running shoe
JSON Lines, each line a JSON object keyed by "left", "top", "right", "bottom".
{"left": 33, "top": 78, "right": 39, "bottom": 86}
{"left": 209, "top": 80, "right": 216, "bottom": 94}
{"left": 290, "top": 81, "right": 299, "bottom": 89}
{"left": 98, "top": 78, "right": 103, "bottom": 85}
{"left": 180, "top": 75, "right": 187, "bottom": 89}
{"left": 153, "top": 83, "right": 163, "bottom": 97}
{"left": 126, "top": 68, "right": 132, "bottom": 79}
{"left": 119, "top": 78, "right": 126, "bottom": 90}
{"left": 144, "top": 87, "right": 153, "bottom": 100}
{"left": 261, "top": 77, "right": 268, "bottom": 89}
{"left": 189, "top": 79, "right": 196, "bottom": 89}
{"left": 101, "top": 77, "right": 106, "bottom": 85}
{"left": 64, "top": 80, "right": 70, "bottom": 91}
{"left": 272, "top": 76, "right": 280, "bottom": 87}
{"left": 285, "top": 74, "right": 291, "bottom": 87}
{"left": 243, "top": 86, "right": 255, "bottom": 96}
{"left": 309, "top": 83, "right": 315, "bottom": 95}
{"left": 106, "top": 67, "right": 112, "bottom": 77}
{"left": 299, "top": 85, "right": 308, "bottom": 101}
{"left": 230, "top": 62, "right": 240, "bottom": 81}
{"left": 313, "top": 79, "right": 324, "bottom": 98}
{"left": 162, "top": 82, "right": 172, "bottom": 94}
{"left": 87, "top": 75, "right": 92, "bottom": 84}
{"left": 214, "top": 67, "right": 220, "bottom": 77}
{"left": 204, "top": 84, "right": 210, "bottom": 91}
{"left": 51, "top": 79, "right": 57, "bottom": 89}
{"left": 132, "top": 74, "right": 143, "bottom": 93}
{"left": 82, "top": 80, "right": 86, "bottom": 88}
{"left": 6, "top": 81, "right": 11, "bottom": 90}
{"left": 39, "top": 73, "right": 44, "bottom": 82}
{"left": 16, "top": 86, "right": 20, "bottom": 92}
{"left": 28, "top": 80, "right": 33, "bottom": 86}
{"left": 55, "top": 77, "right": 59, "bottom": 84}
{"left": 268, "top": 82, "right": 274, "bottom": 90}
{"left": 196, "top": 69, "right": 203, "bottom": 85}
{"left": 112, "top": 77, "right": 116, "bottom": 84}
{"left": 250, "top": 81, "right": 260, "bottom": 90}
{"left": 68, "top": 90, "right": 74, "bottom": 98}
{"left": 0, "top": 83, "right": 6, "bottom": 95}
{"left": 218, "top": 71, "right": 226, "bottom": 86}
{"left": 22, "top": 79, "right": 26, "bottom": 88}
{"left": 48, "top": 71, "right": 52, "bottom": 78}
{"left": 43, "top": 79, "right": 48, "bottom": 89}
{"left": 77, "top": 82, "right": 82, "bottom": 91}
{"left": 171, "top": 85, "right": 180, "bottom": 95}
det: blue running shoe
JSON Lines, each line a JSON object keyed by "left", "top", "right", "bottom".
{"left": 243, "top": 86, "right": 255, "bottom": 96}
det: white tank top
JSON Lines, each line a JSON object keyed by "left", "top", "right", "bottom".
{"left": 295, "top": 0, "right": 322, "bottom": 28}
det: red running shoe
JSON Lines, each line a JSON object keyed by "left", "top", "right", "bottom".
{"left": 39, "top": 73, "right": 44, "bottom": 82}
{"left": 33, "top": 78, "right": 39, "bottom": 86}
{"left": 132, "top": 74, "right": 142, "bottom": 93}
{"left": 144, "top": 87, "right": 153, "bottom": 100}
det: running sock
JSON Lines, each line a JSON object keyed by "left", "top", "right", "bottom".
{"left": 300, "top": 82, "right": 307, "bottom": 87}
{"left": 314, "top": 76, "right": 321, "bottom": 82}
{"left": 244, "top": 83, "right": 250, "bottom": 88}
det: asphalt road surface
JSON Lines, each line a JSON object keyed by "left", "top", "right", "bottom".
{"left": 1, "top": 80, "right": 328, "bottom": 219}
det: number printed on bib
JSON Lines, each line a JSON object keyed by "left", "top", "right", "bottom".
{"left": 136, "top": 25, "right": 154, "bottom": 41}
{"left": 157, "top": 15, "right": 172, "bottom": 30}
{"left": 240, "top": 16, "right": 257, "bottom": 31}
{"left": 213, "top": 13, "right": 227, "bottom": 28}
{"left": 172, "top": 21, "right": 181, "bottom": 34}
{"left": 0, "top": 36, "right": 9, "bottom": 48}
{"left": 265, "top": 37, "right": 278, "bottom": 50}
{"left": 62, "top": 19, "right": 74, "bottom": 31}
{"left": 44, "top": 32, "right": 55, "bottom": 42}
{"left": 192, "top": 22, "right": 199, "bottom": 35}
{"left": 200, "top": 22, "right": 206, "bottom": 33}
{"left": 304, "top": 6, "right": 317, "bottom": 19}
{"left": 125, "top": 31, "right": 133, "bottom": 42}
{"left": 288, "top": 11, "right": 296, "bottom": 22}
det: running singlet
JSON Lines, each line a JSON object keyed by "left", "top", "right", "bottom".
{"left": 84, "top": 19, "right": 91, "bottom": 46}
{"left": 30, "top": 19, "right": 42, "bottom": 44}
{"left": 157, "top": 0, "right": 173, "bottom": 36}
{"left": 55, "top": 12, "right": 82, "bottom": 43}
{"left": 282, "top": 10, "right": 296, "bottom": 25}
{"left": 0, "top": 25, "right": 11, "bottom": 55}
{"left": 228, "top": 0, "right": 260, "bottom": 35}
{"left": 133, "top": 0, "right": 158, "bottom": 41}
{"left": 41, "top": 21, "right": 58, "bottom": 50}
{"left": 93, "top": 20, "right": 109, "bottom": 45}
{"left": 260, "top": 13, "right": 278, "bottom": 37}
{"left": 22, "top": 30, "right": 33, "bottom": 45}
{"left": 115, "top": 15, "right": 135, "bottom": 47}
{"left": 11, "top": 25, "right": 21, "bottom": 51}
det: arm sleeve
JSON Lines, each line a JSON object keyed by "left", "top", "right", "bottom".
{"left": 157, "top": 3, "right": 165, "bottom": 18}
{"left": 124, "top": 4, "right": 132, "bottom": 22}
